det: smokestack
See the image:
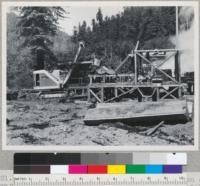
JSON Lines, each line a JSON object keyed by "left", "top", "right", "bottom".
{"left": 176, "top": 6, "right": 179, "bottom": 47}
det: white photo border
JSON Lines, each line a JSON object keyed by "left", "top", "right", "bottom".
{"left": 1, "top": 1, "right": 199, "bottom": 152}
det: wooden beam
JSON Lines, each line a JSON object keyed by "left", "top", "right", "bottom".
{"left": 101, "top": 87, "right": 104, "bottom": 102}
{"left": 114, "top": 88, "right": 118, "bottom": 97}
{"left": 105, "top": 87, "right": 136, "bottom": 103}
{"left": 145, "top": 121, "right": 164, "bottom": 136}
{"left": 176, "top": 51, "right": 181, "bottom": 83}
{"left": 156, "top": 88, "right": 160, "bottom": 101}
{"left": 89, "top": 76, "right": 92, "bottom": 85}
{"left": 157, "top": 52, "right": 176, "bottom": 68}
{"left": 87, "top": 88, "right": 91, "bottom": 102}
{"left": 175, "top": 51, "right": 179, "bottom": 82}
{"left": 134, "top": 53, "right": 137, "bottom": 85}
{"left": 89, "top": 89, "right": 102, "bottom": 103}
{"left": 118, "top": 87, "right": 126, "bottom": 94}
{"left": 160, "top": 87, "right": 179, "bottom": 100}
{"left": 88, "top": 83, "right": 182, "bottom": 88}
{"left": 134, "top": 41, "right": 139, "bottom": 51}
{"left": 102, "top": 76, "right": 106, "bottom": 83}
{"left": 135, "top": 49, "right": 181, "bottom": 53}
{"left": 136, "top": 52, "right": 179, "bottom": 84}
{"left": 137, "top": 88, "right": 157, "bottom": 98}
{"left": 115, "top": 55, "right": 130, "bottom": 72}
{"left": 178, "top": 87, "right": 182, "bottom": 98}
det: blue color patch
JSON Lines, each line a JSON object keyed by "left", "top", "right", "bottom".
{"left": 145, "top": 165, "right": 163, "bottom": 174}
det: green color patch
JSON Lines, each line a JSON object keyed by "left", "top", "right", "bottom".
{"left": 126, "top": 165, "right": 146, "bottom": 174}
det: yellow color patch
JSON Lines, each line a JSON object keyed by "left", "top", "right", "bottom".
{"left": 107, "top": 165, "right": 126, "bottom": 174}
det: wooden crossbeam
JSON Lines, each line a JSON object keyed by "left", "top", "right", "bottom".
{"left": 118, "top": 87, "right": 126, "bottom": 94}
{"left": 115, "top": 42, "right": 136, "bottom": 73}
{"left": 135, "top": 49, "right": 180, "bottom": 53}
{"left": 134, "top": 41, "right": 140, "bottom": 51}
{"left": 136, "top": 52, "right": 178, "bottom": 84}
{"left": 89, "top": 89, "right": 102, "bottom": 103}
{"left": 105, "top": 87, "right": 136, "bottom": 103}
{"left": 160, "top": 87, "right": 179, "bottom": 100}
{"left": 115, "top": 55, "right": 130, "bottom": 72}
{"left": 157, "top": 52, "right": 176, "bottom": 68}
{"left": 137, "top": 87, "right": 157, "bottom": 98}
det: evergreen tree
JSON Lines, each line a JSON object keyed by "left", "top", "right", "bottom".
{"left": 71, "top": 26, "right": 78, "bottom": 43}
{"left": 17, "top": 7, "right": 66, "bottom": 70}
{"left": 92, "top": 19, "right": 96, "bottom": 32}
{"left": 78, "top": 21, "right": 87, "bottom": 40}
{"left": 73, "top": 7, "right": 176, "bottom": 69}
{"left": 96, "top": 8, "right": 103, "bottom": 26}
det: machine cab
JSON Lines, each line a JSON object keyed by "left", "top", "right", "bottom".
{"left": 33, "top": 70, "right": 67, "bottom": 90}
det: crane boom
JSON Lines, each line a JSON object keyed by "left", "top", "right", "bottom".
{"left": 62, "top": 41, "right": 85, "bottom": 86}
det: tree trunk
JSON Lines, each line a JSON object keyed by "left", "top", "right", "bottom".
{"left": 35, "top": 49, "right": 45, "bottom": 70}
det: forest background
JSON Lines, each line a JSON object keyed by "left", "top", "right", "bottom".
{"left": 7, "top": 7, "right": 192, "bottom": 89}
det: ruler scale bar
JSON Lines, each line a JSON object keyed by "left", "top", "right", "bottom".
{"left": 12, "top": 174, "right": 188, "bottom": 185}
{"left": 2, "top": 172, "right": 200, "bottom": 185}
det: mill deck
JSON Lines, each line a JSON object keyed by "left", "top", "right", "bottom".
{"left": 84, "top": 100, "right": 188, "bottom": 125}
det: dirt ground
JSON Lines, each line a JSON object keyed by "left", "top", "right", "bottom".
{"left": 6, "top": 99, "right": 194, "bottom": 146}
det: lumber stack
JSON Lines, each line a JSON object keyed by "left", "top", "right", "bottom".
{"left": 84, "top": 100, "right": 188, "bottom": 125}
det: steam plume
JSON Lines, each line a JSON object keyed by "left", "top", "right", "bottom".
{"left": 172, "top": 6, "right": 194, "bottom": 74}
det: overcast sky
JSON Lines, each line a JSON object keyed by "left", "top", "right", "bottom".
{"left": 59, "top": 6, "right": 123, "bottom": 35}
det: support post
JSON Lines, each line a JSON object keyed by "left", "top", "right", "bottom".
{"left": 102, "top": 76, "right": 106, "bottom": 83}
{"left": 156, "top": 87, "right": 160, "bottom": 101}
{"left": 178, "top": 86, "right": 182, "bottom": 98}
{"left": 134, "top": 53, "right": 137, "bottom": 85}
{"left": 175, "top": 51, "right": 181, "bottom": 83}
{"left": 87, "top": 88, "right": 91, "bottom": 102}
{"left": 114, "top": 88, "right": 118, "bottom": 97}
{"left": 89, "top": 76, "right": 93, "bottom": 85}
{"left": 101, "top": 87, "right": 104, "bottom": 102}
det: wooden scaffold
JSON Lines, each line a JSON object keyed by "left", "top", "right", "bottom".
{"left": 87, "top": 42, "right": 185, "bottom": 103}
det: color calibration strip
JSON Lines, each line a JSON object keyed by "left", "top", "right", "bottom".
{"left": 14, "top": 153, "right": 187, "bottom": 166}
{"left": 14, "top": 164, "right": 182, "bottom": 174}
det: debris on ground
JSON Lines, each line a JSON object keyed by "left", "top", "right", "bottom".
{"left": 6, "top": 100, "right": 194, "bottom": 146}
{"left": 142, "top": 121, "right": 164, "bottom": 136}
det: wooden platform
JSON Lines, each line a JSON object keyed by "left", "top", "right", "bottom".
{"left": 88, "top": 83, "right": 182, "bottom": 88}
{"left": 84, "top": 100, "right": 188, "bottom": 125}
